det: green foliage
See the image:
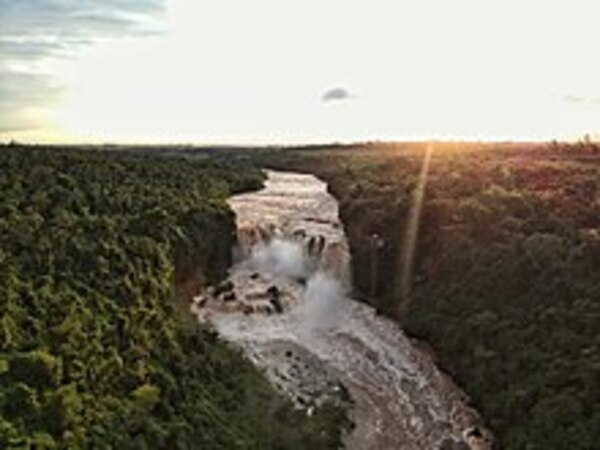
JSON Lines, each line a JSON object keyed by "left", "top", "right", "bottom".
{"left": 9, "top": 350, "right": 61, "bottom": 389}
{"left": 254, "top": 142, "right": 600, "bottom": 449}
{"left": 0, "top": 146, "right": 345, "bottom": 449}
{"left": 131, "top": 383, "right": 161, "bottom": 411}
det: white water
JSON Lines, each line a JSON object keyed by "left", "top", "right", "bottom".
{"left": 193, "top": 171, "right": 491, "bottom": 450}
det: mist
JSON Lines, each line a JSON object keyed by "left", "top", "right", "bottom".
{"left": 296, "top": 272, "right": 348, "bottom": 333}
{"left": 248, "top": 235, "right": 348, "bottom": 333}
{"left": 250, "top": 238, "right": 308, "bottom": 279}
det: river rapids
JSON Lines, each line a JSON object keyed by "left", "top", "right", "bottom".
{"left": 192, "top": 171, "right": 492, "bottom": 450}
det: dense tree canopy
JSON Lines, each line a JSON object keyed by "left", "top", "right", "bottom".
{"left": 253, "top": 142, "right": 600, "bottom": 450}
{"left": 0, "top": 146, "right": 346, "bottom": 449}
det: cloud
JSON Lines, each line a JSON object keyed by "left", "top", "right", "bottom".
{"left": 0, "top": 1, "right": 164, "bottom": 38}
{"left": 0, "top": 38, "right": 74, "bottom": 60}
{"left": 322, "top": 87, "right": 354, "bottom": 102}
{"left": 0, "top": 67, "right": 63, "bottom": 132}
{"left": 0, "top": 0, "right": 167, "bottom": 134}
{"left": 563, "top": 94, "right": 600, "bottom": 105}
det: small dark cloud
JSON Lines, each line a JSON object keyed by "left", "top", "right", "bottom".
{"left": 322, "top": 87, "right": 354, "bottom": 102}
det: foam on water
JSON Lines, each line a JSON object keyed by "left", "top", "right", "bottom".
{"left": 198, "top": 170, "right": 491, "bottom": 450}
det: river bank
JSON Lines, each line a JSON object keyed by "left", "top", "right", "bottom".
{"left": 194, "top": 170, "right": 492, "bottom": 450}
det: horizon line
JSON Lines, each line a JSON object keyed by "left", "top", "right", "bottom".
{"left": 1, "top": 136, "right": 596, "bottom": 148}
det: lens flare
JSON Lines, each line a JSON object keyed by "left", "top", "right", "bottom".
{"left": 398, "top": 142, "right": 433, "bottom": 311}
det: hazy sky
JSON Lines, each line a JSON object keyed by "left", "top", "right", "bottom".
{"left": 1, "top": 0, "right": 599, "bottom": 144}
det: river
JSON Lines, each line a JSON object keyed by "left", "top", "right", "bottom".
{"left": 192, "top": 170, "right": 492, "bottom": 450}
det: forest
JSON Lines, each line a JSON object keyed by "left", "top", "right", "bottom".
{"left": 0, "top": 146, "right": 347, "bottom": 449}
{"left": 251, "top": 141, "right": 600, "bottom": 450}
{"left": 1, "top": 142, "right": 598, "bottom": 450}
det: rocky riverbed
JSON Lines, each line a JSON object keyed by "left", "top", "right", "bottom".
{"left": 192, "top": 170, "right": 492, "bottom": 450}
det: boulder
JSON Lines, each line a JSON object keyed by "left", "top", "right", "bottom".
{"left": 223, "top": 291, "right": 237, "bottom": 302}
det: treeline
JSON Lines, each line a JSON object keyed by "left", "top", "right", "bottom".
{"left": 0, "top": 146, "right": 346, "bottom": 449}
{"left": 253, "top": 142, "right": 600, "bottom": 450}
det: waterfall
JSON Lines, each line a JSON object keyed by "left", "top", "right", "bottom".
{"left": 192, "top": 170, "right": 492, "bottom": 450}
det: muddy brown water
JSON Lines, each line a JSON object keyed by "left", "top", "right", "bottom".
{"left": 192, "top": 170, "right": 492, "bottom": 450}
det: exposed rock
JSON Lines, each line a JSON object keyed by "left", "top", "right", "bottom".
{"left": 267, "top": 285, "right": 283, "bottom": 313}
{"left": 214, "top": 280, "right": 234, "bottom": 296}
{"left": 199, "top": 170, "right": 492, "bottom": 450}
{"left": 222, "top": 291, "right": 237, "bottom": 302}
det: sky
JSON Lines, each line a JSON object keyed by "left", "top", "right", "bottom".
{"left": 1, "top": 0, "right": 599, "bottom": 144}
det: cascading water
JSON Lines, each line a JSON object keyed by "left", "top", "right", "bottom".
{"left": 192, "top": 170, "right": 492, "bottom": 450}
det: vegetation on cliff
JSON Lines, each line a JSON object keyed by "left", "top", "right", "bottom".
{"left": 254, "top": 142, "right": 600, "bottom": 450}
{"left": 0, "top": 146, "right": 346, "bottom": 449}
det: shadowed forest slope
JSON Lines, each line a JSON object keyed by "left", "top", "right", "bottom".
{"left": 252, "top": 142, "right": 600, "bottom": 450}
{"left": 0, "top": 146, "right": 346, "bottom": 449}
